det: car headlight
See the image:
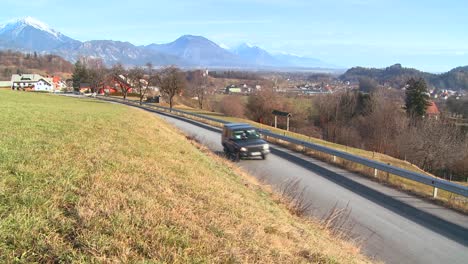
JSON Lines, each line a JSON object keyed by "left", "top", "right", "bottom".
{"left": 263, "top": 144, "right": 269, "bottom": 150}
{"left": 240, "top": 147, "right": 247, "bottom": 152}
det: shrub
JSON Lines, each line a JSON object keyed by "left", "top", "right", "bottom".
{"left": 220, "top": 95, "right": 245, "bottom": 118}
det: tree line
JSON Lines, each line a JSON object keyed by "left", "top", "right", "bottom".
{"left": 315, "top": 79, "right": 467, "bottom": 181}
{"left": 214, "top": 78, "right": 467, "bottom": 181}
{"left": 341, "top": 63, "right": 468, "bottom": 90}
{"left": 0, "top": 50, "right": 74, "bottom": 79}
{"left": 72, "top": 58, "right": 187, "bottom": 109}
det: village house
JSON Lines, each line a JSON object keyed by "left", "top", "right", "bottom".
{"left": 10, "top": 74, "right": 61, "bottom": 92}
{"left": 224, "top": 84, "right": 257, "bottom": 94}
{"left": 52, "top": 76, "right": 68, "bottom": 91}
{"left": 106, "top": 74, "right": 131, "bottom": 95}
{"left": 426, "top": 101, "right": 440, "bottom": 120}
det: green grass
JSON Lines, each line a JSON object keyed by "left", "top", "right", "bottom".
{"left": 0, "top": 90, "right": 371, "bottom": 263}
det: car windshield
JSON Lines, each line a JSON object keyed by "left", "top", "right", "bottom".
{"left": 232, "top": 129, "right": 260, "bottom": 140}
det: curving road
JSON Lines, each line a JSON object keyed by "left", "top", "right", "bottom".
{"left": 120, "top": 101, "right": 468, "bottom": 264}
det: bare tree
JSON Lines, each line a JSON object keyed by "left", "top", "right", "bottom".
{"left": 110, "top": 63, "right": 131, "bottom": 100}
{"left": 128, "top": 63, "right": 161, "bottom": 105}
{"left": 187, "top": 69, "right": 208, "bottom": 109}
{"left": 160, "top": 66, "right": 186, "bottom": 111}
{"left": 220, "top": 95, "right": 245, "bottom": 117}
{"left": 357, "top": 88, "right": 407, "bottom": 154}
{"left": 128, "top": 66, "right": 145, "bottom": 104}
{"left": 315, "top": 91, "right": 358, "bottom": 142}
{"left": 144, "top": 63, "right": 161, "bottom": 104}
{"left": 86, "top": 58, "right": 107, "bottom": 94}
{"left": 398, "top": 119, "right": 466, "bottom": 173}
{"left": 246, "top": 87, "right": 281, "bottom": 124}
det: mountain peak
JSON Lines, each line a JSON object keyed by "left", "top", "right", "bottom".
{"left": 0, "top": 16, "right": 59, "bottom": 38}
{"left": 175, "top": 35, "right": 213, "bottom": 44}
{"left": 171, "top": 34, "right": 222, "bottom": 50}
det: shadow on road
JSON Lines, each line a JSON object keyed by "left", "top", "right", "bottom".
{"left": 270, "top": 147, "right": 468, "bottom": 246}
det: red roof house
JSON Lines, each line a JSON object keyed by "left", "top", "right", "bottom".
{"left": 426, "top": 101, "right": 440, "bottom": 119}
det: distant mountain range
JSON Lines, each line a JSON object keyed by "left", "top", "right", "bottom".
{"left": 341, "top": 63, "right": 468, "bottom": 90}
{"left": 0, "top": 17, "right": 334, "bottom": 70}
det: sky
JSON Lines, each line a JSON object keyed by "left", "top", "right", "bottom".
{"left": 1, "top": 0, "right": 467, "bottom": 72}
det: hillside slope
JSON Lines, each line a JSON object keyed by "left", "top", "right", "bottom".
{"left": 0, "top": 91, "right": 371, "bottom": 263}
{"left": 341, "top": 64, "right": 468, "bottom": 90}
{"left": 0, "top": 50, "right": 73, "bottom": 80}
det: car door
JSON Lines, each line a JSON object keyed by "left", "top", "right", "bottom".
{"left": 226, "top": 130, "right": 237, "bottom": 153}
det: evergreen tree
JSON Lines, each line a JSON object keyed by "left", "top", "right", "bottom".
{"left": 72, "top": 61, "right": 88, "bottom": 91}
{"left": 405, "top": 78, "right": 430, "bottom": 119}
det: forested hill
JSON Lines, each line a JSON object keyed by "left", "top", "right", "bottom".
{"left": 0, "top": 50, "right": 73, "bottom": 80}
{"left": 340, "top": 64, "right": 468, "bottom": 90}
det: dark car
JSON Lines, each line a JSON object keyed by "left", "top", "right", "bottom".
{"left": 222, "top": 123, "right": 270, "bottom": 160}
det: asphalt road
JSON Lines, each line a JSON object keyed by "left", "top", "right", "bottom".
{"left": 145, "top": 108, "right": 468, "bottom": 264}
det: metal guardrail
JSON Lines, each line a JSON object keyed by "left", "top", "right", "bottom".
{"left": 260, "top": 131, "right": 468, "bottom": 198}
{"left": 98, "top": 96, "right": 468, "bottom": 198}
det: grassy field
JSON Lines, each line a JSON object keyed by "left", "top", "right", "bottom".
{"left": 111, "top": 96, "right": 467, "bottom": 212}
{"left": 0, "top": 90, "right": 372, "bottom": 263}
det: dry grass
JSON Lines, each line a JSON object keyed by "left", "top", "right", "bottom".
{"left": 0, "top": 90, "right": 373, "bottom": 263}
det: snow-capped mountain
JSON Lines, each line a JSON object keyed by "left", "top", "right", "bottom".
{"left": 0, "top": 17, "right": 79, "bottom": 51}
{"left": 0, "top": 17, "right": 336, "bottom": 69}
{"left": 0, "top": 16, "right": 58, "bottom": 37}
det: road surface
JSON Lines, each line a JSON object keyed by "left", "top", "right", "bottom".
{"left": 111, "top": 101, "right": 468, "bottom": 264}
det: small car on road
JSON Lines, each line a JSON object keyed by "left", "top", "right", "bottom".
{"left": 222, "top": 123, "right": 270, "bottom": 160}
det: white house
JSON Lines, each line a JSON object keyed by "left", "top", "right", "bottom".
{"left": 35, "top": 79, "right": 54, "bottom": 91}
{"left": 11, "top": 74, "right": 54, "bottom": 92}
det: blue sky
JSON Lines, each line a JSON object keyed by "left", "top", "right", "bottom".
{"left": 1, "top": 0, "right": 467, "bottom": 72}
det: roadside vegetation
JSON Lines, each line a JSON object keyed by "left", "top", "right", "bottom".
{"left": 0, "top": 90, "right": 372, "bottom": 263}
{"left": 114, "top": 87, "right": 468, "bottom": 213}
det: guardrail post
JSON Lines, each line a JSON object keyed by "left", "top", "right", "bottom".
{"left": 433, "top": 187, "right": 438, "bottom": 198}
{"left": 374, "top": 168, "right": 378, "bottom": 178}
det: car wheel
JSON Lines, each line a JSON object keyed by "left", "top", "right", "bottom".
{"left": 235, "top": 152, "right": 241, "bottom": 162}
